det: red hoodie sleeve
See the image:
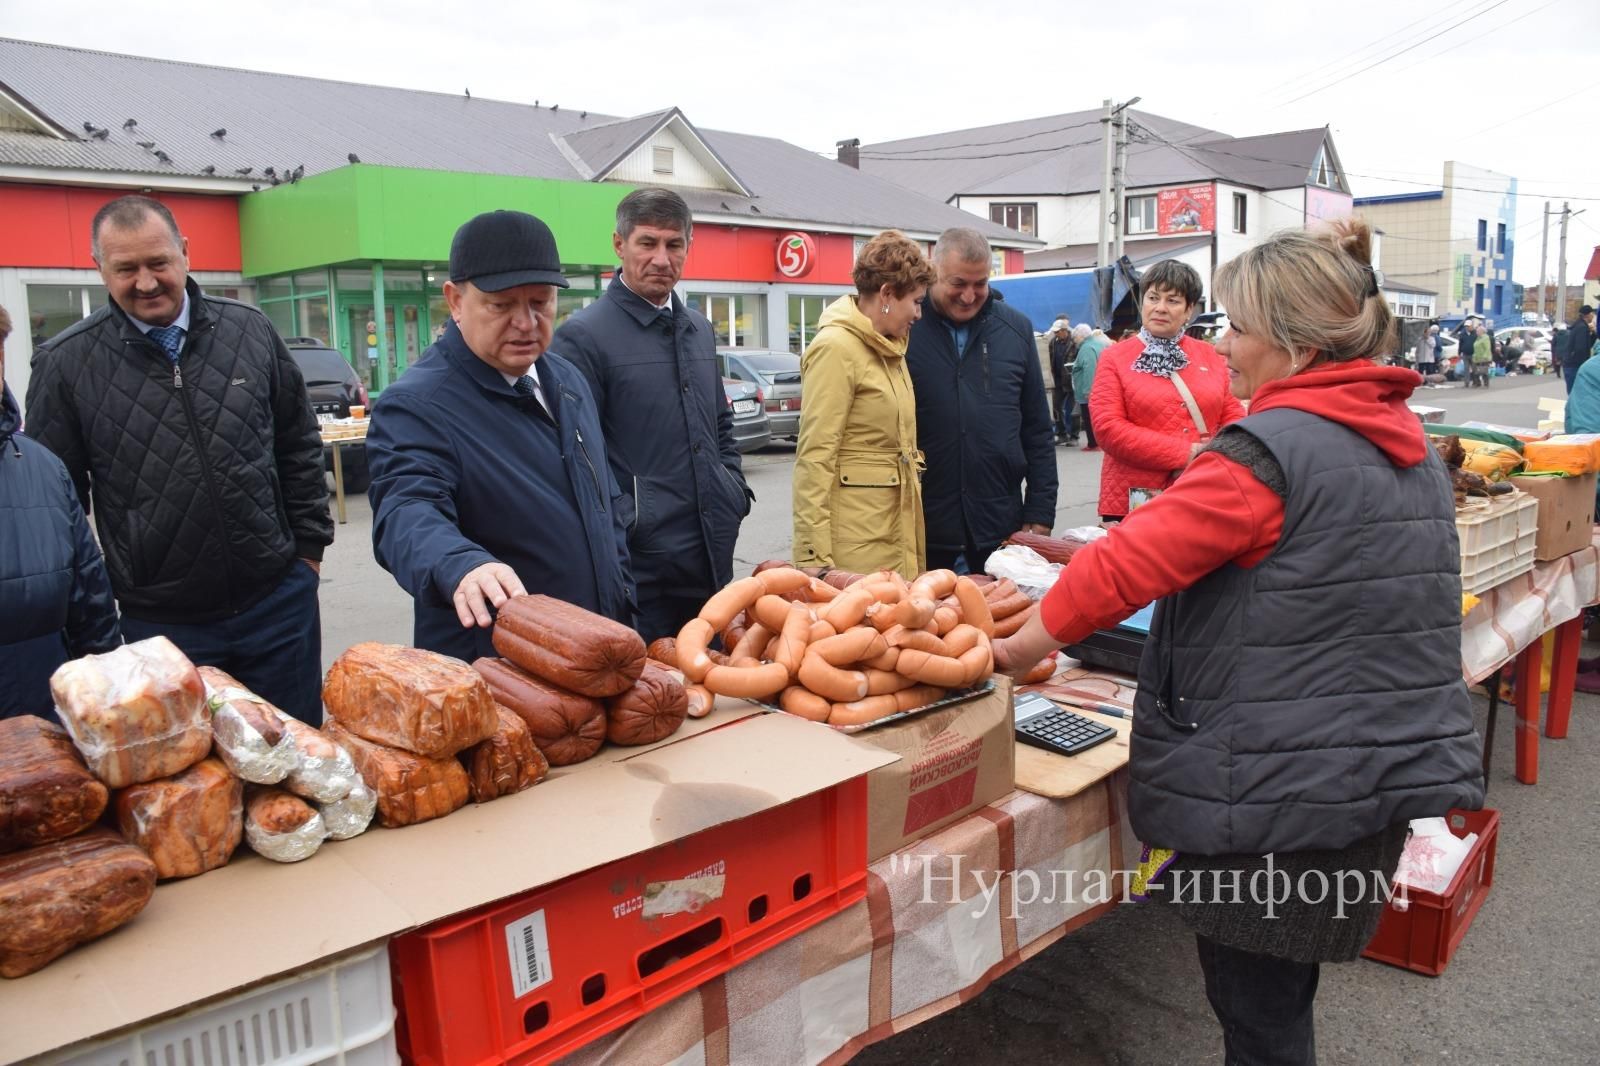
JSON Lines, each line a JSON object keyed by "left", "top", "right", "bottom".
{"left": 1038, "top": 452, "right": 1285, "bottom": 643}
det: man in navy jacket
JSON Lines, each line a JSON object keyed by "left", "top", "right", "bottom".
{"left": 552, "top": 188, "right": 750, "bottom": 641}
{"left": 366, "top": 211, "right": 635, "bottom": 663}
{"left": 908, "top": 228, "right": 1058, "bottom": 573}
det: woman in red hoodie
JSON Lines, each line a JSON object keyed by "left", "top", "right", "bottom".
{"left": 1089, "top": 259, "right": 1245, "bottom": 520}
{"left": 997, "top": 220, "right": 1483, "bottom": 1065}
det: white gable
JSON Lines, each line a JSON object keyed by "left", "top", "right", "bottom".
{"left": 606, "top": 118, "right": 740, "bottom": 194}
{"left": 0, "top": 89, "right": 61, "bottom": 135}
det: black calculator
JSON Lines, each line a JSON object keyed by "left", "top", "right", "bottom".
{"left": 1013, "top": 692, "right": 1117, "bottom": 756}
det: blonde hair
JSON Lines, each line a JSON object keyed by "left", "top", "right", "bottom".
{"left": 1213, "top": 218, "right": 1394, "bottom": 364}
{"left": 853, "top": 230, "right": 937, "bottom": 299}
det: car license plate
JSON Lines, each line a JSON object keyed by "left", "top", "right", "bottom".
{"left": 733, "top": 400, "right": 757, "bottom": 415}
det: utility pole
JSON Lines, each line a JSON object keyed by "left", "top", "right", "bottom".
{"left": 1097, "top": 99, "right": 1114, "bottom": 268}
{"left": 1538, "top": 202, "right": 1550, "bottom": 323}
{"left": 1112, "top": 109, "right": 1129, "bottom": 262}
{"left": 1556, "top": 201, "right": 1570, "bottom": 325}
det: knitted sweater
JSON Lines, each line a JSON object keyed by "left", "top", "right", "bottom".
{"left": 1087, "top": 334, "right": 1244, "bottom": 517}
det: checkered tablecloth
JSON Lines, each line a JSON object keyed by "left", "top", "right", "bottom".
{"left": 1460, "top": 532, "right": 1600, "bottom": 683}
{"left": 564, "top": 774, "right": 1138, "bottom": 1066}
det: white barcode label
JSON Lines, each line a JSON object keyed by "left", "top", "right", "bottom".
{"left": 504, "top": 909, "right": 553, "bottom": 998}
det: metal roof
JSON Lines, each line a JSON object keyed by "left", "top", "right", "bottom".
{"left": 1021, "top": 235, "right": 1211, "bottom": 272}
{"left": 0, "top": 36, "right": 1033, "bottom": 246}
{"left": 859, "top": 109, "right": 1342, "bottom": 200}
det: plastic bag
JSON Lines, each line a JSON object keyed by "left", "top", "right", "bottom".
{"left": 983, "top": 545, "right": 1062, "bottom": 601}
{"left": 50, "top": 636, "right": 211, "bottom": 788}
{"left": 1393, "top": 817, "right": 1478, "bottom": 895}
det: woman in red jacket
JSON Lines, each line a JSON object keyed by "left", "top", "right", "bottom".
{"left": 1089, "top": 260, "right": 1245, "bottom": 521}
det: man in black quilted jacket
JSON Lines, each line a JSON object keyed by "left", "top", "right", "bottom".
{"left": 26, "top": 195, "right": 333, "bottom": 722}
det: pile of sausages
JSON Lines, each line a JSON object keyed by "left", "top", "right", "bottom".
{"left": 650, "top": 564, "right": 1040, "bottom": 728}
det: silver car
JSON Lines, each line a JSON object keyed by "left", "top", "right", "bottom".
{"left": 723, "top": 377, "right": 772, "bottom": 453}
{"left": 719, "top": 349, "right": 803, "bottom": 439}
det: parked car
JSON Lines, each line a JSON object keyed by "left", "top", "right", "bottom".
{"left": 284, "top": 337, "right": 371, "bottom": 492}
{"left": 723, "top": 378, "right": 772, "bottom": 453}
{"left": 718, "top": 348, "right": 802, "bottom": 439}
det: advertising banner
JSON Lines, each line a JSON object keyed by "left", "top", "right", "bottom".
{"left": 1157, "top": 184, "right": 1215, "bottom": 234}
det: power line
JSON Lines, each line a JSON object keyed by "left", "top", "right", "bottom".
{"left": 1382, "top": 0, "right": 1564, "bottom": 79}
{"left": 1468, "top": 78, "right": 1600, "bottom": 137}
{"left": 1278, "top": 0, "right": 1514, "bottom": 106}
{"left": 1266, "top": 0, "right": 1500, "bottom": 100}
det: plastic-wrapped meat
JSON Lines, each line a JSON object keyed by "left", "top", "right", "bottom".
{"left": 244, "top": 787, "right": 327, "bottom": 863}
{"left": 0, "top": 716, "right": 109, "bottom": 853}
{"left": 278, "top": 718, "right": 360, "bottom": 804}
{"left": 463, "top": 707, "right": 549, "bottom": 803}
{"left": 319, "top": 782, "right": 376, "bottom": 840}
{"left": 114, "top": 758, "right": 243, "bottom": 880}
{"left": 322, "top": 719, "right": 469, "bottom": 828}
{"left": 198, "top": 666, "right": 296, "bottom": 785}
{"left": 322, "top": 643, "right": 499, "bottom": 759}
{"left": 50, "top": 636, "right": 211, "bottom": 788}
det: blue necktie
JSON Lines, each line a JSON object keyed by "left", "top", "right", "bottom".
{"left": 148, "top": 324, "right": 184, "bottom": 362}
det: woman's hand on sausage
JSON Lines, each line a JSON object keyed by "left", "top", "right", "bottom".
{"left": 454, "top": 562, "right": 527, "bottom": 628}
{"left": 992, "top": 609, "right": 1065, "bottom": 680}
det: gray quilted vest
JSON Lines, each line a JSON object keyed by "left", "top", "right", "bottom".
{"left": 1129, "top": 407, "right": 1485, "bottom": 856}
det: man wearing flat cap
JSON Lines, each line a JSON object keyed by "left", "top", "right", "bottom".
{"left": 365, "top": 210, "right": 635, "bottom": 662}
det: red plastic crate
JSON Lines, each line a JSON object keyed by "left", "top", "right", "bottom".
{"left": 1362, "top": 808, "right": 1499, "bottom": 977}
{"left": 390, "top": 774, "right": 867, "bottom": 1065}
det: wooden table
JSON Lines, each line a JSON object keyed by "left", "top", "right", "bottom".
{"left": 319, "top": 426, "right": 367, "bottom": 524}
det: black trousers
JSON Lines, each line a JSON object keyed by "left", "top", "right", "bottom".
{"left": 121, "top": 561, "right": 323, "bottom": 724}
{"left": 1052, "top": 381, "right": 1076, "bottom": 438}
{"left": 1195, "top": 935, "right": 1320, "bottom": 1066}
{"left": 926, "top": 542, "right": 1000, "bottom": 576}
{"left": 1079, "top": 403, "right": 1096, "bottom": 447}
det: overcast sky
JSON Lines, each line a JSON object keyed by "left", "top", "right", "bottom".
{"left": 9, "top": 0, "right": 1597, "bottom": 285}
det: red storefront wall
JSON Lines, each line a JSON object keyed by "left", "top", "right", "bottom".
{"left": 0, "top": 184, "right": 242, "bottom": 271}
{"left": 681, "top": 226, "right": 1023, "bottom": 283}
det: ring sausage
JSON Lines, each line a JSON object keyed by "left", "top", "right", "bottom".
{"left": 864, "top": 603, "right": 900, "bottom": 632}
{"left": 826, "top": 693, "right": 899, "bottom": 726}
{"left": 993, "top": 604, "right": 1036, "bottom": 638}
{"left": 701, "top": 577, "right": 763, "bottom": 632}
{"left": 885, "top": 625, "right": 950, "bottom": 656}
{"left": 810, "top": 627, "right": 885, "bottom": 666}
{"left": 750, "top": 594, "right": 796, "bottom": 632}
{"left": 894, "top": 648, "right": 968, "bottom": 688}
{"left": 958, "top": 640, "right": 993, "bottom": 687}
{"left": 729, "top": 622, "right": 773, "bottom": 663}
{"left": 865, "top": 669, "right": 918, "bottom": 695}
{"left": 779, "top": 686, "right": 832, "bottom": 722}
{"left": 772, "top": 603, "right": 813, "bottom": 677}
{"left": 911, "top": 569, "right": 958, "bottom": 600}
{"left": 943, "top": 624, "right": 983, "bottom": 657}
{"left": 807, "top": 618, "right": 838, "bottom": 644}
{"left": 1019, "top": 656, "right": 1057, "bottom": 685}
{"left": 703, "top": 661, "right": 789, "bottom": 700}
{"left": 894, "top": 596, "right": 936, "bottom": 629}
{"left": 863, "top": 646, "right": 899, "bottom": 671}
{"left": 798, "top": 652, "right": 869, "bottom": 702}
{"left": 754, "top": 567, "right": 811, "bottom": 597}
{"left": 987, "top": 591, "right": 1032, "bottom": 620}
{"left": 931, "top": 605, "right": 960, "bottom": 635}
{"left": 953, "top": 576, "right": 994, "bottom": 638}
{"left": 676, "top": 618, "right": 715, "bottom": 682}
{"left": 818, "top": 586, "right": 874, "bottom": 630}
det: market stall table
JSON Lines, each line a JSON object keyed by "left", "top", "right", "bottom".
{"left": 1461, "top": 530, "right": 1600, "bottom": 784}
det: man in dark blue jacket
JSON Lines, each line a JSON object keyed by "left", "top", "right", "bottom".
{"left": 907, "top": 228, "right": 1058, "bottom": 573}
{"left": 551, "top": 188, "right": 750, "bottom": 642}
{"left": 366, "top": 211, "right": 635, "bottom": 663}
{"left": 1, "top": 305, "right": 122, "bottom": 719}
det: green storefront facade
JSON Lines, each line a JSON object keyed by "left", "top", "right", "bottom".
{"left": 239, "top": 165, "right": 630, "bottom": 393}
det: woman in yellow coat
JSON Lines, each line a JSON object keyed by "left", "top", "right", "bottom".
{"left": 793, "top": 231, "right": 936, "bottom": 577}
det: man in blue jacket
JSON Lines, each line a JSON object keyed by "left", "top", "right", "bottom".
{"left": 907, "top": 228, "right": 1058, "bottom": 573}
{"left": 366, "top": 211, "right": 635, "bottom": 663}
{"left": 552, "top": 188, "right": 750, "bottom": 641}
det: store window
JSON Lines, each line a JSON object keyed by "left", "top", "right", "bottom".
{"left": 987, "top": 202, "right": 1037, "bottom": 237}
{"left": 1232, "top": 192, "right": 1248, "bottom": 234}
{"left": 1496, "top": 222, "right": 1506, "bottom": 255}
{"left": 686, "top": 293, "right": 764, "bottom": 347}
{"left": 25, "top": 284, "right": 109, "bottom": 346}
{"left": 258, "top": 269, "right": 333, "bottom": 345}
{"left": 788, "top": 294, "right": 830, "bottom": 353}
{"left": 1126, "top": 195, "right": 1157, "bottom": 234}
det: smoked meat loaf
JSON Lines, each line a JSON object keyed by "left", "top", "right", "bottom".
{"left": 492, "top": 595, "right": 645, "bottom": 697}
{"left": 322, "top": 643, "right": 499, "bottom": 759}
{"left": 322, "top": 719, "right": 469, "bottom": 828}
{"left": 50, "top": 636, "right": 211, "bottom": 788}
{"left": 114, "top": 758, "right": 244, "bottom": 880}
{"left": 464, "top": 707, "right": 549, "bottom": 802}
{"left": 604, "top": 661, "right": 688, "bottom": 746}
{"left": 0, "top": 829, "right": 157, "bottom": 978}
{"left": 198, "top": 666, "right": 295, "bottom": 785}
{"left": 471, "top": 657, "right": 606, "bottom": 766}
{"left": 0, "top": 716, "right": 109, "bottom": 853}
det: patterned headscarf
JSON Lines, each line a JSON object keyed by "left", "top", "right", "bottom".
{"left": 1131, "top": 328, "right": 1189, "bottom": 378}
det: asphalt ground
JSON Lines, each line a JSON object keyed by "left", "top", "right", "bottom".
{"left": 319, "top": 370, "right": 1598, "bottom": 1064}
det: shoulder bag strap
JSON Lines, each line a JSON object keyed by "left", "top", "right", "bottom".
{"left": 1168, "top": 370, "right": 1209, "bottom": 436}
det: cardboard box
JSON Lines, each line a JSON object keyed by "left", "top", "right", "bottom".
{"left": 850, "top": 676, "right": 1017, "bottom": 861}
{"left": 1509, "top": 472, "right": 1597, "bottom": 560}
{"left": 0, "top": 705, "right": 895, "bottom": 1064}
